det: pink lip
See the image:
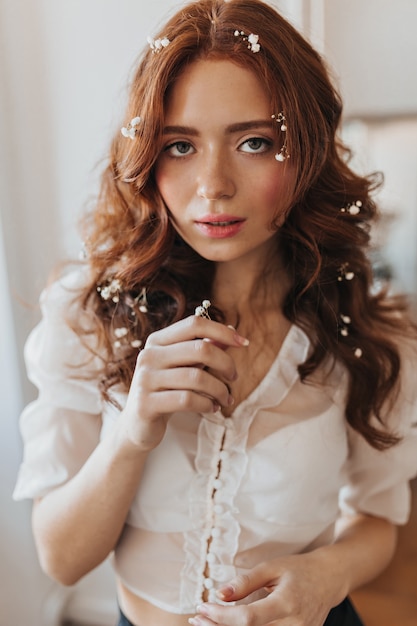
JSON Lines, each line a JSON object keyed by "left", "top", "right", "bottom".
{"left": 195, "top": 215, "right": 246, "bottom": 239}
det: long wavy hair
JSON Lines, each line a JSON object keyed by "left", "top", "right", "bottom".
{"left": 72, "top": 0, "right": 415, "bottom": 449}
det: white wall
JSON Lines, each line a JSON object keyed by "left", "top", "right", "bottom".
{"left": 323, "top": 0, "right": 417, "bottom": 118}
{"left": 1, "top": 1, "right": 416, "bottom": 624}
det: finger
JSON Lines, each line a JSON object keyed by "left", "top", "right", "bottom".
{"left": 148, "top": 389, "right": 223, "bottom": 415}
{"left": 147, "top": 315, "right": 249, "bottom": 349}
{"left": 138, "top": 339, "right": 238, "bottom": 382}
{"left": 216, "top": 565, "right": 278, "bottom": 602}
{"left": 153, "top": 367, "right": 234, "bottom": 408}
{"left": 196, "top": 594, "right": 285, "bottom": 626}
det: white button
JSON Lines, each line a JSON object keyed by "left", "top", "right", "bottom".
{"left": 206, "top": 552, "right": 216, "bottom": 564}
{"left": 204, "top": 577, "right": 214, "bottom": 589}
{"left": 211, "top": 527, "right": 221, "bottom": 538}
{"left": 213, "top": 478, "right": 223, "bottom": 489}
{"left": 209, "top": 589, "right": 218, "bottom": 601}
{"left": 214, "top": 504, "right": 224, "bottom": 515}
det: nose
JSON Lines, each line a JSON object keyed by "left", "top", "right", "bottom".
{"left": 197, "top": 150, "right": 236, "bottom": 200}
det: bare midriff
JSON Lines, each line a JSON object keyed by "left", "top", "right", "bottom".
{"left": 117, "top": 579, "right": 195, "bottom": 626}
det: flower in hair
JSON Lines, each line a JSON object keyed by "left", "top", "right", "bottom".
{"left": 337, "top": 263, "right": 355, "bottom": 282}
{"left": 114, "top": 327, "right": 129, "bottom": 339}
{"left": 247, "top": 33, "right": 260, "bottom": 53}
{"left": 233, "top": 30, "right": 261, "bottom": 53}
{"left": 147, "top": 36, "right": 170, "bottom": 53}
{"left": 121, "top": 116, "right": 141, "bottom": 140}
{"left": 340, "top": 200, "right": 362, "bottom": 216}
{"left": 97, "top": 278, "right": 122, "bottom": 303}
{"left": 272, "top": 113, "right": 290, "bottom": 161}
{"left": 339, "top": 314, "right": 351, "bottom": 337}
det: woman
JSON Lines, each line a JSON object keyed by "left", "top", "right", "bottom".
{"left": 14, "top": 1, "right": 417, "bottom": 625}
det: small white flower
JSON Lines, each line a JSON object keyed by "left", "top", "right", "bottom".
{"left": 148, "top": 35, "right": 170, "bottom": 53}
{"left": 248, "top": 33, "right": 260, "bottom": 52}
{"left": 131, "top": 339, "right": 143, "bottom": 349}
{"left": 348, "top": 201, "right": 362, "bottom": 215}
{"left": 97, "top": 278, "right": 122, "bottom": 301}
{"left": 234, "top": 30, "right": 260, "bottom": 52}
{"left": 114, "top": 327, "right": 128, "bottom": 338}
{"left": 121, "top": 116, "right": 141, "bottom": 140}
{"left": 341, "top": 200, "right": 362, "bottom": 215}
{"left": 354, "top": 348, "right": 363, "bottom": 358}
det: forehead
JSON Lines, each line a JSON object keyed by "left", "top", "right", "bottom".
{"left": 164, "top": 59, "right": 272, "bottom": 124}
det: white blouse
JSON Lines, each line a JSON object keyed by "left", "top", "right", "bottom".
{"left": 13, "top": 270, "right": 417, "bottom": 614}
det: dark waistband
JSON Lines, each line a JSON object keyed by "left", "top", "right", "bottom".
{"left": 118, "top": 597, "right": 364, "bottom": 626}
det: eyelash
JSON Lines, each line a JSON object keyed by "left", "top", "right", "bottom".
{"left": 163, "top": 141, "right": 195, "bottom": 158}
{"left": 162, "top": 136, "right": 273, "bottom": 159}
{"left": 239, "top": 137, "right": 273, "bottom": 154}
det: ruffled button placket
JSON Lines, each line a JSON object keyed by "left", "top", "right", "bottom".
{"left": 182, "top": 414, "right": 240, "bottom": 609}
{"left": 202, "top": 439, "right": 236, "bottom": 603}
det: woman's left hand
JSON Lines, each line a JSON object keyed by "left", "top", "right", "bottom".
{"left": 190, "top": 551, "right": 342, "bottom": 626}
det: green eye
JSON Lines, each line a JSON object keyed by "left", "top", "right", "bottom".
{"left": 165, "top": 141, "right": 194, "bottom": 157}
{"left": 240, "top": 137, "right": 272, "bottom": 153}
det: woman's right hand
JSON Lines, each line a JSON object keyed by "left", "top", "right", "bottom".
{"left": 119, "top": 315, "right": 249, "bottom": 451}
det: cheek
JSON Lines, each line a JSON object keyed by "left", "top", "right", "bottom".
{"left": 154, "top": 167, "right": 170, "bottom": 203}
{"left": 258, "top": 167, "right": 295, "bottom": 224}
{"left": 154, "top": 165, "right": 189, "bottom": 213}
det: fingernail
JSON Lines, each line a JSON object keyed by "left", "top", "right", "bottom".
{"left": 235, "top": 333, "right": 249, "bottom": 347}
{"left": 212, "top": 402, "right": 221, "bottom": 413}
{"left": 196, "top": 604, "right": 210, "bottom": 616}
{"left": 217, "top": 585, "right": 234, "bottom": 600}
{"left": 227, "top": 324, "right": 236, "bottom": 330}
{"left": 188, "top": 619, "right": 199, "bottom": 626}
{"left": 228, "top": 394, "right": 235, "bottom": 406}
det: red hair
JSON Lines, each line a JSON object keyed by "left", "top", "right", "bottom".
{"left": 72, "top": 0, "right": 415, "bottom": 448}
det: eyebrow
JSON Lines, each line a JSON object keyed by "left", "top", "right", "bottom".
{"left": 162, "top": 120, "right": 274, "bottom": 135}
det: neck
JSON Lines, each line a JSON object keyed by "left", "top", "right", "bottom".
{"left": 212, "top": 255, "right": 290, "bottom": 325}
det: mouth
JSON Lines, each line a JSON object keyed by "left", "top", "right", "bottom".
{"left": 201, "top": 220, "right": 242, "bottom": 226}
{"left": 194, "top": 215, "right": 246, "bottom": 239}
{"left": 196, "top": 215, "right": 245, "bottom": 226}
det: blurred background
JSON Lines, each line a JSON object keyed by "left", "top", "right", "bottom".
{"left": 1, "top": 0, "right": 416, "bottom": 624}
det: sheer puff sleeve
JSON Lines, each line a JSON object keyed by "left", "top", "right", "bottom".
{"left": 339, "top": 342, "right": 417, "bottom": 525}
{"left": 13, "top": 269, "right": 104, "bottom": 501}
